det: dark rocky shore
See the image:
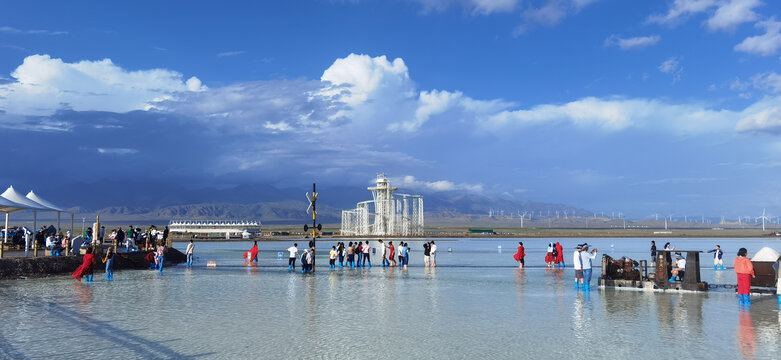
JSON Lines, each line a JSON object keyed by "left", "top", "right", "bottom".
{"left": 0, "top": 248, "right": 186, "bottom": 280}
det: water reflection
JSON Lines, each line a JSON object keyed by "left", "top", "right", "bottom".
{"left": 737, "top": 309, "right": 756, "bottom": 359}
{"left": 513, "top": 268, "right": 525, "bottom": 303}
{"left": 572, "top": 291, "right": 593, "bottom": 344}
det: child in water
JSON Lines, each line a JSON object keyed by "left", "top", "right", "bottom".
{"left": 102, "top": 246, "right": 114, "bottom": 280}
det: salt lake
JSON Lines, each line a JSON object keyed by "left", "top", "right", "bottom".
{"left": 1, "top": 237, "right": 779, "bottom": 359}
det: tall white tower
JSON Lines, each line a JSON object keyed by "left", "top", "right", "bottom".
{"left": 369, "top": 174, "right": 398, "bottom": 235}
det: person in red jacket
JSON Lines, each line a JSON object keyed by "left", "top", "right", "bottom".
{"left": 388, "top": 242, "right": 396, "bottom": 267}
{"left": 513, "top": 242, "right": 525, "bottom": 268}
{"left": 244, "top": 241, "right": 259, "bottom": 263}
{"left": 555, "top": 242, "right": 565, "bottom": 268}
{"left": 734, "top": 247, "right": 755, "bottom": 305}
{"left": 72, "top": 246, "right": 96, "bottom": 282}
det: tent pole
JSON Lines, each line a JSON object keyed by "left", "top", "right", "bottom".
{"left": 69, "top": 213, "right": 74, "bottom": 255}
{"left": 33, "top": 209, "right": 38, "bottom": 257}
{"left": 57, "top": 212, "right": 61, "bottom": 234}
{"left": 1, "top": 212, "right": 7, "bottom": 259}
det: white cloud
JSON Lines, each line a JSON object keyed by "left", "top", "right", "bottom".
{"left": 648, "top": 0, "right": 717, "bottom": 24}
{"left": 735, "top": 19, "right": 781, "bottom": 56}
{"left": 750, "top": 71, "right": 781, "bottom": 93}
{"left": 735, "top": 96, "right": 781, "bottom": 134}
{"left": 320, "top": 53, "right": 411, "bottom": 107}
{"left": 707, "top": 0, "right": 762, "bottom": 31}
{"left": 413, "top": 0, "right": 518, "bottom": 15}
{"left": 649, "top": 0, "right": 761, "bottom": 31}
{"left": 482, "top": 96, "right": 738, "bottom": 134}
{"left": 97, "top": 148, "right": 139, "bottom": 155}
{"left": 395, "top": 175, "right": 484, "bottom": 192}
{"left": 217, "top": 51, "right": 245, "bottom": 57}
{"left": 658, "top": 57, "right": 681, "bottom": 74}
{"left": 604, "top": 35, "right": 661, "bottom": 50}
{"left": 0, "top": 54, "right": 206, "bottom": 116}
{"left": 514, "top": 0, "right": 597, "bottom": 34}
{"left": 0, "top": 26, "right": 67, "bottom": 35}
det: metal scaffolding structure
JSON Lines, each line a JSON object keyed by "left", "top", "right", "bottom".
{"left": 341, "top": 174, "right": 424, "bottom": 236}
{"left": 168, "top": 220, "right": 261, "bottom": 236}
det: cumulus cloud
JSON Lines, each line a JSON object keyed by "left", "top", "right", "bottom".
{"left": 750, "top": 71, "right": 781, "bottom": 93}
{"left": 0, "top": 54, "right": 206, "bottom": 117}
{"left": 735, "top": 19, "right": 781, "bottom": 56}
{"left": 394, "top": 175, "right": 484, "bottom": 192}
{"left": 649, "top": 0, "right": 762, "bottom": 31}
{"left": 707, "top": 0, "right": 762, "bottom": 31}
{"left": 604, "top": 35, "right": 661, "bottom": 50}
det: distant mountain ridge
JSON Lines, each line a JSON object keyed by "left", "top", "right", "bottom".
{"left": 19, "top": 180, "right": 593, "bottom": 224}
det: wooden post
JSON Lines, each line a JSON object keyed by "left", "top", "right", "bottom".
{"left": 682, "top": 252, "right": 702, "bottom": 291}
{"left": 655, "top": 252, "right": 668, "bottom": 288}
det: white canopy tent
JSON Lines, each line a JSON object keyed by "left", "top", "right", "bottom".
{"left": 0, "top": 196, "right": 29, "bottom": 259}
{"left": 26, "top": 191, "right": 72, "bottom": 241}
{"left": 1, "top": 186, "right": 50, "bottom": 257}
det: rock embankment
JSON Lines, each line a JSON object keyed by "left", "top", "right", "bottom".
{"left": 0, "top": 248, "right": 186, "bottom": 280}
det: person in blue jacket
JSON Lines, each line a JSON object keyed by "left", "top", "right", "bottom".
{"left": 707, "top": 245, "right": 724, "bottom": 271}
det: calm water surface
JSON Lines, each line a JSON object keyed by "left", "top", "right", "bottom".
{"left": 1, "top": 237, "right": 780, "bottom": 359}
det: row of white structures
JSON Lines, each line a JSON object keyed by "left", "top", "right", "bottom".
{"left": 0, "top": 185, "right": 73, "bottom": 258}
{"left": 168, "top": 220, "right": 261, "bottom": 238}
{"left": 341, "top": 174, "right": 424, "bottom": 236}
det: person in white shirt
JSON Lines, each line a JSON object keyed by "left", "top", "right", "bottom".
{"left": 185, "top": 240, "right": 194, "bottom": 267}
{"left": 670, "top": 255, "right": 686, "bottom": 282}
{"left": 580, "top": 243, "right": 598, "bottom": 291}
{"left": 573, "top": 244, "right": 583, "bottom": 289}
{"left": 430, "top": 241, "right": 437, "bottom": 267}
{"left": 329, "top": 246, "right": 337, "bottom": 269}
{"left": 379, "top": 240, "right": 388, "bottom": 267}
{"left": 287, "top": 243, "right": 299, "bottom": 271}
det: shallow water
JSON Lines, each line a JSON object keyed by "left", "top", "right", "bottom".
{"left": 1, "top": 237, "right": 779, "bottom": 359}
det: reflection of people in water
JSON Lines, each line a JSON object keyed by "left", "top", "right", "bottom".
{"left": 737, "top": 309, "right": 756, "bottom": 359}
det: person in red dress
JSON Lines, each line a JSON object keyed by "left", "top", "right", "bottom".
{"left": 72, "top": 246, "right": 96, "bottom": 282}
{"left": 544, "top": 242, "right": 555, "bottom": 267}
{"left": 513, "top": 242, "right": 525, "bottom": 268}
{"left": 388, "top": 242, "right": 396, "bottom": 267}
{"left": 244, "top": 241, "right": 259, "bottom": 263}
{"left": 555, "top": 242, "right": 565, "bottom": 268}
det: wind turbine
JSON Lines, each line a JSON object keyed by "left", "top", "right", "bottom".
{"left": 756, "top": 209, "right": 769, "bottom": 231}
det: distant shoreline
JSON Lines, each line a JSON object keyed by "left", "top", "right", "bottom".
{"left": 168, "top": 228, "right": 781, "bottom": 242}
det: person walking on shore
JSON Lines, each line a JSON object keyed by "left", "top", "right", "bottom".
{"left": 380, "top": 240, "right": 388, "bottom": 267}
{"left": 72, "top": 246, "right": 96, "bottom": 282}
{"left": 186, "top": 240, "right": 194, "bottom": 267}
{"left": 403, "top": 242, "right": 410, "bottom": 269}
{"left": 356, "top": 241, "right": 363, "bottom": 267}
{"left": 102, "top": 246, "right": 115, "bottom": 280}
{"left": 396, "top": 241, "right": 404, "bottom": 266}
{"left": 388, "top": 241, "right": 396, "bottom": 267}
{"left": 735, "top": 248, "right": 755, "bottom": 305}
{"left": 545, "top": 242, "right": 555, "bottom": 268}
{"left": 650, "top": 241, "right": 657, "bottom": 267}
{"left": 362, "top": 241, "right": 371, "bottom": 267}
{"left": 514, "top": 242, "right": 525, "bottom": 269}
{"left": 707, "top": 245, "right": 724, "bottom": 271}
{"left": 347, "top": 242, "right": 356, "bottom": 268}
{"left": 423, "top": 242, "right": 430, "bottom": 267}
{"left": 338, "top": 242, "right": 345, "bottom": 268}
{"left": 162, "top": 225, "right": 169, "bottom": 246}
{"left": 430, "top": 241, "right": 437, "bottom": 267}
{"left": 555, "top": 242, "right": 564, "bottom": 268}
{"left": 287, "top": 243, "right": 299, "bottom": 271}
{"left": 573, "top": 244, "right": 583, "bottom": 289}
{"left": 580, "top": 243, "right": 598, "bottom": 291}
{"left": 245, "top": 241, "right": 259, "bottom": 263}
{"left": 156, "top": 243, "right": 166, "bottom": 273}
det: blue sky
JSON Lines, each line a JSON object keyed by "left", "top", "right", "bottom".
{"left": 2, "top": 0, "right": 781, "bottom": 218}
